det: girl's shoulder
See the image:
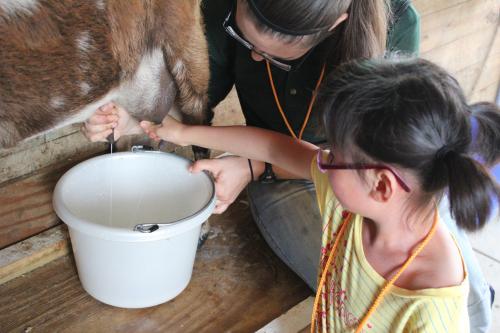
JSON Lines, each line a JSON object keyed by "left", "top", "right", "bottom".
{"left": 405, "top": 223, "right": 466, "bottom": 290}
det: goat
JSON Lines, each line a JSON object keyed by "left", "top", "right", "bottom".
{"left": 0, "top": 0, "right": 209, "bottom": 148}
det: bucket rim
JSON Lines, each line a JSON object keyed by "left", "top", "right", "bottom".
{"left": 52, "top": 151, "right": 216, "bottom": 242}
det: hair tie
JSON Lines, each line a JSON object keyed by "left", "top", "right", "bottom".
{"left": 435, "top": 145, "right": 453, "bottom": 161}
{"left": 470, "top": 115, "right": 487, "bottom": 164}
{"left": 470, "top": 115, "right": 479, "bottom": 145}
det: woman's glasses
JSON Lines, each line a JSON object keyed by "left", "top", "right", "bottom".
{"left": 222, "top": 9, "right": 292, "bottom": 72}
{"left": 317, "top": 149, "right": 411, "bottom": 192}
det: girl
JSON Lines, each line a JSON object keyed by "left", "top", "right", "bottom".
{"left": 141, "top": 57, "right": 500, "bottom": 332}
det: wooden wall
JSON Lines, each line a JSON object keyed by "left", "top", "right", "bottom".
{"left": 0, "top": 127, "right": 107, "bottom": 248}
{"left": 0, "top": 0, "right": 498, "bottom": 249}
{"left": 414, "top": 0, "right": 500, "bottom": 102}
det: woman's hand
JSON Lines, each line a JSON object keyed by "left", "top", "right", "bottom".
{"left": 190, "top": 156, "right": 259, "bottom": 214}
{"left": 140, "top": 115, "right": 188, "bottom": 146}
{"left": 141, "top": 117, "right": 255, "bottom": 213}
{"left": 81, "top": 102, "right": 142, "bottom": 142}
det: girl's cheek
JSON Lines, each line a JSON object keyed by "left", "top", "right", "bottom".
{"left": 328, "top": 172, "right": 346, "bottom": 201}
{"left": 327, "top": 171, "right": 362, "bottom": 213}
{"left": 327, "top": 171, "right": 341, "bottom": 189}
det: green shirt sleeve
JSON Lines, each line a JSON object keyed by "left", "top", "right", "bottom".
{"left": 387, "top": 1, "right": 421, "bottom": 55}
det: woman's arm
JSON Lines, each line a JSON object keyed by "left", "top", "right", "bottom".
{"left": 141, "top": 116, "right": 317, "bottom": 180}
{"left": 82, "top": 102, "right": 144, "bottom": 142}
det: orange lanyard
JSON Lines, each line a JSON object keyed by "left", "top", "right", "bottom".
{"left": 311, "top": 209, "right": 439, "bottom": 333}
{"left": 266, "top": 60, "right": 326, "bottom": 140}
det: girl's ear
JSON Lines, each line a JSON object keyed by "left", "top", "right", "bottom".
{"left": 369, "top": 171, "right": 393, "bottom": 203}
{"left": 328, "top": 13, "right": 348, "bottom": 31}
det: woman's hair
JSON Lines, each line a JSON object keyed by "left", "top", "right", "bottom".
{"left": 240, "top": 0, "right": 389, "bottom": 63}
{"left": 321, "top": 56, "right": 500, "bottom": 231}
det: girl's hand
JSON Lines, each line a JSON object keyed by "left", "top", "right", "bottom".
{"left": 189, "top": 156, "right": 254, "bottom": 214}
{"left": 82, "top": 102, "right": 142, "bottom": 142}
{"left": 140, "top": 115, "right": 189, "bottom": 146}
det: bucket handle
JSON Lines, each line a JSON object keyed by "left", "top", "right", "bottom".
{"left": 133, "top": 224, "right": 161, "bottom": 233}
{"left": 129, "top": 146, "right": 216, "bottom": 233}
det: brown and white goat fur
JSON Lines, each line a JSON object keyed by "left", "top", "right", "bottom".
{"left": 0, "top": 0, "right": 209, "bottom": 148}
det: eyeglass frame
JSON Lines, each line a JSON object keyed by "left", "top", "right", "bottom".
{"left": 222, "top": 7, "right": 294, "bottom": 72}
{"left": 316, "top": 149, "right": 411, "bottom": 192}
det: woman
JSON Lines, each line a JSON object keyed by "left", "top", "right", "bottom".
{"left": 83, "top": 1, "right": 492, "bottom": 330}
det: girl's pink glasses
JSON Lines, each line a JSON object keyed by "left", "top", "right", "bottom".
{"left": 316, "top": 149, "right": 411, "bottom": 192}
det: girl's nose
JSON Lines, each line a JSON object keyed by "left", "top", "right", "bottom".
{"left": 251, "top": 51, "right": 264, "bottom": 62}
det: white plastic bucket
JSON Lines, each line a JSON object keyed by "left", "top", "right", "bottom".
{"left": 52, "top": 151, "right": 215, "bottom": 308}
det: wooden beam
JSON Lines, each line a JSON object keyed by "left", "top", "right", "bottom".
{"left": 469, "top": 24, "right": 500, "bottom": 102}
{"left": 472, "top": 83, "right": 500, "bottom": 103}
{"left": 454, "top": 58, "right": 500, "bottom": 98}
{"left": 0, "top": 151, "right": 108, "bottom": 248}
{"left": 0, "top": 224, "right": 70, "bottom": 284}
{"left": 422, "top": 26, "right": 498, "bottom": 78}
{"left": 256, "top": 296, "right": 313, "bottom": 333}
{"left": 413, "top": 0, "right": 470, "bottom": 17}
{"left": 415, "top": 0, "right": 500, "bottom": 102}
{"left": 0, "top": 124, "right": 80, "bottom": 159}
{"left": 0, "top": 128, "right": 107, "bottom": 185}
{"left": 419, "top": 0, "right": 499, "bottom": 54}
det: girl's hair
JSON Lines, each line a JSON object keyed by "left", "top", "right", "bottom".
{"left": 322, "top": 56, "right": 500, "bottom": 231}
{"left": 240, "top": 0, "right": 389, "bottom": 63}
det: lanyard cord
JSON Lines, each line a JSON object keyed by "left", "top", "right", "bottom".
{"left": 311, "top": 212, "right": 352, "bottom": 333}
{"left": 266, "top": 60, "right": 326, "bottom": 140}
{"left": 311, "top": 209, "right": 439, "bottom": 333}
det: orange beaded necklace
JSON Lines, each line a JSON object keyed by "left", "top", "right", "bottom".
{"left": 311, "top": 209, "right": 439, "bottom": 333}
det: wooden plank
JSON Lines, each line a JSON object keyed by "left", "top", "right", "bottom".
{"left": 471, "top": 82, "right": 500, "bottom": 103}
{"left": 298, "top": 325, "right": 312, "bottom": 333}
{"left": 0, "top": 153, "right": 103, "bottom": 249}
{"left": 0, "top": 124, "right": 80, "bottom": 159}
{"left": 419, "top": 0, "right": 499, "bottom": 54}
{"left": 469, "top": 25, "right": 500, "bottom": 102}
{"left": 454, "top": 58, "right": 500, "bottom": 98}
{"left": 0, "top": 225, "right": 69, "bottom": 284}
{"left": 416, "top": 0, "right": 500, "bottom": 99}
{"left": 256, "top": 296, "right": 313, "bottom": 333}
{"left": 413, "top": 0, "right": 470, "bottom": 17}
{"left": 421, "top": 25, "right": 498, "bottom": 76}
{"left": 0, "top": 200, "right": 311, "bottom": 332}
{"left": 424, "top": 18, "right": 500, "bottom": 102}
{"left": 0, "top": 129, "right": 107, "bottom": 185}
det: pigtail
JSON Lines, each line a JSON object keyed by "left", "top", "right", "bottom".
{"left": 443, "top": 151, "right": 499, "bottom": 231}
{"left": 321, "top": 56, "right": 498, "bottom": 232}
{"left": 469, "top": 102, "right": 500, "bottom": 166}
{"left": 435, "top": 102, "right": 500, "bottom": 231}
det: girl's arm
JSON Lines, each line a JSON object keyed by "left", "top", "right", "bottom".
{"left": 140, "top": 116, "right": 317, "bottom": 180}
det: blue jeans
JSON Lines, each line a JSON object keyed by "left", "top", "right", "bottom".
{"left": 247, "top": 179, "right": 492, "bottom": 333}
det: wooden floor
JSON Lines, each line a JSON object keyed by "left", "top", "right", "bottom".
{"left": 0, "top": 197, "right": 311, "bottom": 333}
